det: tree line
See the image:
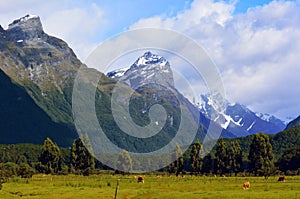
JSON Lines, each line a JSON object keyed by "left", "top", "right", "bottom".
{"left": 0, "top": 134, "right": 96, "bottom": 181}
{"left": 0, "top": 132, "right": 300, "bottom": 181}
{"left": 162, "top": 133, "right": 271, "bottom": 178}
{"left": 109, "top": 132, "right": 300, "bottom": 178}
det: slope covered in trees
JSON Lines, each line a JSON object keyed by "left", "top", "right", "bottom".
{"left": 1, "top": 126, "right": 300, "bottom": 178}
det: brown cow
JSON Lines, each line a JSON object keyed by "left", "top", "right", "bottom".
{"left": 137, "top": 176, "right": 144, "bottom": 183}
{"left": 278, "top": 176, "right": 285, "bottom": 182}
{"left": 243, "top": 181, "right": 250, "bottom": 190}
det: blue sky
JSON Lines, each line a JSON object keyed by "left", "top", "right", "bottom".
{"left": 0, "top": 0, "right": 299, "bottom": 121}
{"left": 234, "top": 0, "right": 274, "bottom": 13}
{"left": 0, "top": 0, "right": 277, "bottom": 49}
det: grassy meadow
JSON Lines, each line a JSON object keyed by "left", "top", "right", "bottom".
{"left": 0, "top": 174, "right": 299, "bottom": 199}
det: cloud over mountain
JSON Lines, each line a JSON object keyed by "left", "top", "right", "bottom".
{"left": 130, "top": 0, "right": 300, "bottom": 121}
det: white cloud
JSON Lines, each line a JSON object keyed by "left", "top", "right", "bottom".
{"left": 43, "top": 4, "right": 106, "bottom": 61}
{"left": 1, "top": 0, "right": 299, "bottom": 121}
{"left": 130, "top": 0, "right": 300, "bottom": 121}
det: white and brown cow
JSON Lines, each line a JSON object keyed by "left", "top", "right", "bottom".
{"left": 137, "top": 176, "right": 144, "bottom": 183}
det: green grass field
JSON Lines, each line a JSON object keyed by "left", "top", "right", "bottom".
{"left": 0, "top": 174, "right": 300, "bottom": 199}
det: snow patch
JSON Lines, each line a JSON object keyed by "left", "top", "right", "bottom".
{"left": 247, "top": 121, "right": 256, "bottom": 131}
{"left": 221, "top": 113, "right": 231, "bottom": 129}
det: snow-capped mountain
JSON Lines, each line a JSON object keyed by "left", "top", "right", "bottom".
{"left": 197, "top": 94, "right": 286, "bottom": 137}
{"left": 107, "top": 51, "right": 174, "bottom": 89}
{"left": 106, "top": 51, "right": 285, "bottom": 138}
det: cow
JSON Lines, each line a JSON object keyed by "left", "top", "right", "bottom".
{"left": 243, "top": 181, "right": 250, "bottom": 190}
{"left": 137, "top": 176, "right": 144, "bottom": 183}
{"left": 278, "top": 176, "right": 285, "bottom": 182}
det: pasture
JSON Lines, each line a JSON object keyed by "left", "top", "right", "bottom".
{"left": 0, "top": 174, "right": 299, "bottom": 199}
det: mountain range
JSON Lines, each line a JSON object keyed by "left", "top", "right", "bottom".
{"left": 196, "top": 94, "right": 285, "bottom": 137}
{"left": 0, "top": 15, "right": 206, "bottom": 150}
{"left": 107, "top": 51, "right": 286, "bottom": 137}
{"left": 0, "top": 15, "right": 297, "bottom": 148}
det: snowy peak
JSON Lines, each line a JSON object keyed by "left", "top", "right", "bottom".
{"left": 107, "top": 51, "right": 174, "bottom": 89}
{"left": 197, "top": 94, "right": 285, "bottom": 137}
{"left": 133, "top": 51, "right": 168, "bottom": 68}
{"left": 106, "top": 66, "right": 130, "bottom": 79}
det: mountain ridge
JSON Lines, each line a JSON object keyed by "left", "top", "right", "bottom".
{"left": 107, "top": 52, "right": 286, "bottom": 137}
{"left": 0, "top": 14, "right": 292, "bottom": 149}
{"left": 286, "top": 115, "right": 300, "bottom": 130}
{"left": 197, "top": 93, "right": 285, "bottom": 136}
{"left": 0, "top": 14, "right": 86, "bottom": 146}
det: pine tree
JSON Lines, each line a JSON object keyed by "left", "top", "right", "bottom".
{"left": 38, "top": 138, "right": 62, "bottom": 174}
{"left": 202, "top": 153, "right": 213, "bottom": 174}
{"left": 169, "top": 144, "right": 184, "bottom": 176}
{"left": 215, "top": 138, "right": 227, "bottom": 175}
{"left": 190, "top": 140, "right": 203, "bottom": 175}
{"left": 116, "top": 150, "right": 132, "bottom": 174}
{"left": 227, "top": 140, "right": 243, "bottom": 176}
{"left": 248, "top": 133, "right": 274, "bottom": 179}
{"left": 69, "top": 135, "right": 95, "bottom": 176}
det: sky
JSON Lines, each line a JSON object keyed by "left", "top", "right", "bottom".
{"left": 0, "top": 0, "right": 299, "bottom": 122}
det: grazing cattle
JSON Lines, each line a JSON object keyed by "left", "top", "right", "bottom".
{"left": 278, "top": 176, "right": 285, "bottom": 182}
{"left": 137, "top": 176, "right": 144, "bottom": 183}
{"left": 243, "top": 181, "right": 250, "bottom": 190}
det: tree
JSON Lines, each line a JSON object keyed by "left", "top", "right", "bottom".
{"left": 169, "top": 144, "right": 184, "bottom": 176}
{"left": 17, "top": 163, "right": 35, "bottom": 178}
{"left": 116, "top": 150, "right": 132, "bottom": 174}
{"left": 215, "top": 138, "right": 228, "bottom": 175}
{"left": 202, "top": 153, "right": 213, "bottom": 174}
{"left": 227, "top": 140, "right": 243, "bottom": 176}
{"left": 248, "top": 133, "right": 274, "bottom": 179}
{"left": 190, "top": 140, "right": 203, "bottom": 175}
{"left": 278, "top": 146, "right": 300, "bottom": 173}
{"left": 38, "top": 138, "right": 62, "bottom": 174}
{"left": 69, "top": 136, "right": 95, "bottom": 176}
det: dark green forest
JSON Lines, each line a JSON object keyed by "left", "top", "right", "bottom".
{"left": 0, "top": 126, "right": 299, "bottom": 181}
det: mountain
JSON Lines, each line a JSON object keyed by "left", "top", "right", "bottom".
{"left": 107, "top": 51, "right": 174, "bottom": 89}
{"left": 106, "top": 51, "right": 237, "bottom": 139}
{"left": 107, "top": 52, "right": 285, "bottom": 138}
{"left": 271, "top": 125, "right": 300, "bottom": 157}
{"left": 285, "top": 115, "right": 300, "bottom": 130}
{"left": 1, "top": 15, "right": 285, "bottom": 151}
{"left": 0, "top": 15, "right": 85, "bottom": 146}
{"left": 197, "top": 94, "right": 285, "bottom": 137}
{"left": 0, "top": 15, "right": 210, "bottom": 151}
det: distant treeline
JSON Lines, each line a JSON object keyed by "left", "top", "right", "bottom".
{"left": 0, "top": 128, "right": 300, "bottom": 180}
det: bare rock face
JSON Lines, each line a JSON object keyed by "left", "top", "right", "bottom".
{"left": 7, "top": 14, "right": 45, "bottom": 41}
{"left": 0, "top": 14, "right": 81, "bottom": 92}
